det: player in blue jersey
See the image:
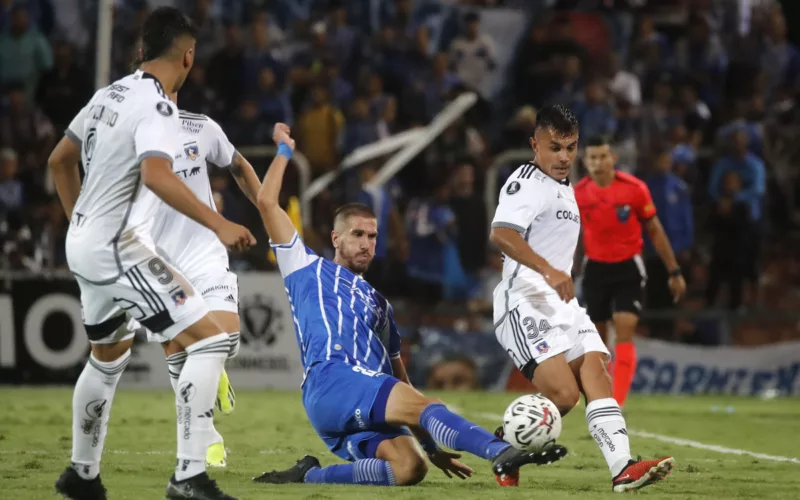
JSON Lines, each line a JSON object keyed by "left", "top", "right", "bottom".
{"left": 251, "top": 124, "right": 568, "bottom": 488}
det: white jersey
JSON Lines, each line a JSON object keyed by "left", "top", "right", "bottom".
{"left": 151, "top": 111, "right": 236, "bottom": 278}
{"left": 491, "top": 163, "right": 581, "bottom": 323}
{"left": 65, "top": 70, "right": 180, "bottom": 284}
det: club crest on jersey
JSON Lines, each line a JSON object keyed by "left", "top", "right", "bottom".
{"left": 535, "top": 341, "right": 550, "bottom": 354}
{"left": 616, "top": 204, "right": 632, "bottom": 223}
{"left": 171, "top": 289, "right": 187, "bottom": 306}
{"left": 184, "top": 142, "right": 199, "bottom": 161}
{"left": 156, "top": 101, "right": 174, "bottom": 117}
{"left": 507, "top": 181, "right": 521, "bottom": 195}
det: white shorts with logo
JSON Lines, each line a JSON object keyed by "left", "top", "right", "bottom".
{"left": 495, "top": 297, "right": 609, "bottom": 379}
{"left": 146, "top": 267, "right": 239, "bottom": 344}
{"left": 74, "top": 256, "right": 209, "bottom": 345}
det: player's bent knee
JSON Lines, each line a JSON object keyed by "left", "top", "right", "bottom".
{"left": 91, "top": 337, "right": 134, "bottom": 362}
{"left": 549, "top": 386, "right": 581, "bottom": 417}
{"left": 390, "top": 455, "right": 428, "bottom": 486}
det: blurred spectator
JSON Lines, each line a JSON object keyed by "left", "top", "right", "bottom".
{"left": 187, "top": 0, "right": 224, "bottom": 62}
{"left": 638, "top": 74, "right": 673, "bottom": 158}
{"left": 448, "top": 161, "right": 487, "bottom": 280}
{"left": 324, "top": 59, "right": 354, "bottom": 111}
{"left": 605, "top": 52, "right": 641, "bottom": 107}
{"left": 178, "top": 64, "right": 224, "bottom": 118}
{"left": 498, "top": 105, "right": 536, "bottom": 152}
{"left": 673, "top": 15, "right": 728, "bottom": 106}
{"left": 255, "top": 67, "right": 293, "bottom": 128}
{"left": 426, "top": 354, "right": 479, "bottom": 391}
{"left": 289, "top": 20, "right": 334, "bottom": 96}
{"left": 425, "top": 119, "right": 484, "bottom": 181}
{"left": 449, "top": 11, "right": 496, "bottom": 97}
{"left": 426, "top": 52, "right": 461, "bottom": 118}
{"left": 630, "top": 14, "right": 669, "bottom": 80}
{"left": 244, "top": 19, "right": 286, "bottom": 92}
{"left": 344, "top": 97, "right": 379, "bottom": 155}
{"left": 405, "top": 178, "right": 456, "bottom": 313}
{"left": 677, "top": 82, "right": 711, "bottom": 148}
{"left": 670, "top": 141, "right": 698, "bottom": 187}
{"left": 547, "top": 54, "right": 583, "bottom": 106}
{"left": 224, "top": 98, "right": 272, "bottom": 147}
{"left": 296, "top": 85, "right": 344, "bottom": 174}
{"left": 468, "top": 248, "right": 503, "bottom": 315}
{"left": 513, "top": 19, "right": 586, "bottom": 108}
{"left": 365, "top": 72, "right": 395, "bottom": 136}
{"left": 0, "top": 148, "right": 23, "bottom": 215}
{"left": 326, "top": 4, "right": 357, "bottom": 71}
{"left": 36, "top": 40, "right": 91, "bottom": 132}
{"left": 207, "top": 24, "right": 246, "bottom": 116}
{"left": 0, "top": 5, "right": 52, "bottom": 102}
{"left": 760, "top": 11, "right": 800, "bottom": 103}
{"left": 573, "top": 79, "right": 617, "bottom": 141}
{"left": 708, "top": 128, "right": 766, "bottom": 223}
{"left": 645, "top": 149, "right": 693, "bottom": 337}
{"left": 0, "top": 83, "right": 55, "bottom": 175}
{"left": 706, "top": 171, "right": 751, "bottom": 310}
{"left": 357, "top": 162, "right": 405, "bottom": 291}
{"left": 715, "top": 100, "right": 764, "bottom": 158}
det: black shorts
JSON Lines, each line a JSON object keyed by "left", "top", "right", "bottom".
{"left": 582, "top": 257, "right": 646, "bottom": 323}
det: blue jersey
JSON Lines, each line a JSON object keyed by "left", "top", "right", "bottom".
{"left": 272, "top": 232, "right": 401, "bottom": 382}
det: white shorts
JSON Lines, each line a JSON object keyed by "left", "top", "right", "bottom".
{"left": 75, "top": 256, "right": 209, "bottom": 345}
{"left": 146, "top": 268, "right": 239, "bottom": 344}
{"left": 495, "top": 297, "right": 609, "bottom": 379}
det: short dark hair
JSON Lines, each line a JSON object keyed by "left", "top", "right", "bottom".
{"left": 586, "top": 135, "right": 612, "bottom": 148}
{"left": 534, "top": 105, "right": 579, "bottom": 137}
{"left": 334, "top": 203, "right": 376, "bottom": 227}
{"left": 140, "top": 7, "right": 198, "bottom": 62}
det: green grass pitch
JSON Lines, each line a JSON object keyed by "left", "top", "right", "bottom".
{"left": 1, "top": 389, "right": 799, "bottom": 499}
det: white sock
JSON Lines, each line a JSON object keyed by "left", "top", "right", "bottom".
{"left": 586, "top": 398, "right": 632, "bottom": 477}
{"left": 71, "top": 350, "right": 131, "bottom": 480}
{"left": 228, "top": 331, "right": 240, "bottom": 358}
{"left": 166, "top": 351, "right": 187, "bottom": 393}
{"left": 175, "top": 333, "right": 229, "bottom": 481}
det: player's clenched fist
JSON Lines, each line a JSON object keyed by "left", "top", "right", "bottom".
{"left": 272, "top": 123, "right": 295, "bottom": 150}
{"left": 216, "top": 220, "right": 256, "bottom": 252}
{"left": 543, "top": 267, "right": 574, "bottom": 303}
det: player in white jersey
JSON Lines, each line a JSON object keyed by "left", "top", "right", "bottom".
{"left": 48, "top": 8, "right": 250, "bottom": 500}
{"left": 146, "top": 90, "right": 264, "bottom": 468}
{"left": 490, "top": 105, "right": 674, "bottom": 492}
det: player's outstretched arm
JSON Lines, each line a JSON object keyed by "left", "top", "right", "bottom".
{"left": 141, "top": 157, "right": 256, "bottom": 252}
{"left": 230, "top": 151, "right": 261, "bottom": 206}
{"left": 256, "top": 124, "right": 297, "bottom": 245}
{"left": 490, "top": 227, "right": 574, "bottom": 302}
{"left": 48, "top": 136, "right": 82, "bottom": 219}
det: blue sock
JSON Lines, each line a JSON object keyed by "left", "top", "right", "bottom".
{"left": 304, "top": 459, "right": 397, "bottom": 486}
{"left": 419, "top": 403, "right": 510, "bottom": 460}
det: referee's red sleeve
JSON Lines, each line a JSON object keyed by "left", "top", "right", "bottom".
{"left": 635, "top": 181, "right": 657, "bottom": 221}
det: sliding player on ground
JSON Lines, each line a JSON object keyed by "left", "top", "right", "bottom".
{"left": 48, "top": 8, "right": 251, "bottom": 500}
{"left": 489, "top": 105, "right": 674, "bottom": 492}
{"left": 144, "top": 88, "right": 264, "bottom": 468}
{"left": 251, "top": 123, "right": 567, "bottom": 488}
{"left": 576, "top": 136, "right": 686, "bottom": 407}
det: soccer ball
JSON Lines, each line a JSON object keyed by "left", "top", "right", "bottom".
{"left": 502, "top": 394, "right": 562, "bottom": 451}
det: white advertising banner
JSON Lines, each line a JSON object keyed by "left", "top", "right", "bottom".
{"left": 632, "top": 338, "right": 800, "bottom": 396}
{"left": 121, "top": 272, "right": 303, "bottom": 390}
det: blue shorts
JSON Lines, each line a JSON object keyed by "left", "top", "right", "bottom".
{"left": 302, "top": 360, "right": 411, "bottom": 462}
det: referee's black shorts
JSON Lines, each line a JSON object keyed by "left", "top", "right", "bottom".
{"left": 581, "top": 257, "right": 646, "bottom": 323}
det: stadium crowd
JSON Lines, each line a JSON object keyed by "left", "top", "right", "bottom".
{"left": 1, "top": 0, "right": 799, "bottom": 371}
